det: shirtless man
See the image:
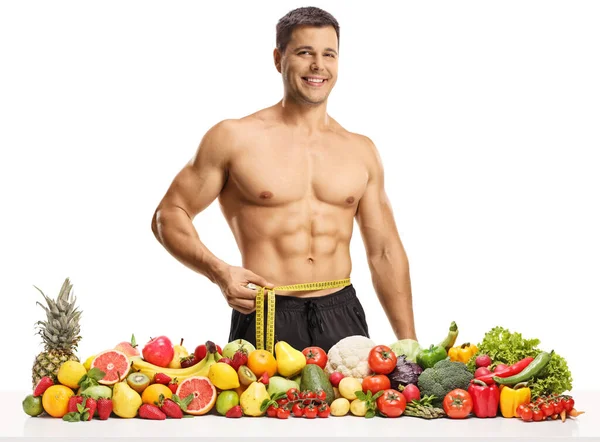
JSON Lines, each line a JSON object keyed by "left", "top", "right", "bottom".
{"left": 151, "top": 7, "right": 417, "bottom": 352}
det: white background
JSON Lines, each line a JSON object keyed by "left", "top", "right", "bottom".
{"left": 1, "top": 1, "right": 597, "bottom": 392}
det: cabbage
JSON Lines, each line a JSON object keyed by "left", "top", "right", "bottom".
{"left": 387, "top": 355, "right": 423, "bottom": 389}
{"left": 390, "top": 339, "right": 422, "bottom": 363}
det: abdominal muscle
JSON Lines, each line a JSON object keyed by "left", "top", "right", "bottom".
{"left": 220, "top": 198, "right": 354, "bottom": 297}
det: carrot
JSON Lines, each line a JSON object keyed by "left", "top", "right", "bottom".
{"left": 551, "top": 414, "right": 558, "bottom": 420}
{"left": 560, "top": 410, "right": 566, "bottom": 422}
{"left": 569, "top": 408, "right": 585, "bottom": 417}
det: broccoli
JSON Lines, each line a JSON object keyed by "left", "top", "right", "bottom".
{"left": 417, "top": 359, "right": 474, "bottom": 405}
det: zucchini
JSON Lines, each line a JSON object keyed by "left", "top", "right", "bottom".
{"left": 493, "top": 351, "right": 553, "bottom": 385}
{"left": 438, "top": 321, "right": 459, "bottom": 352}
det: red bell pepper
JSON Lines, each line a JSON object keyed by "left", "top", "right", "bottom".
{"left": 475, "top": 356, "right": 534, "bottom": 385}
{"left": 468, "top": 379, "right": 499, "bottom": 418}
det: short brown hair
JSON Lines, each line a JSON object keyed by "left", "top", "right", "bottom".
{"left": 276, "top": 7, "right": 340, "bottom": 54}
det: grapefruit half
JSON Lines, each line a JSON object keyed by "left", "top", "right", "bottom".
{"left": 176, "top": 376, "right": 216, "bottom": 415}
{"left": 91, "top": 349, "right": 130, "bottom": 385}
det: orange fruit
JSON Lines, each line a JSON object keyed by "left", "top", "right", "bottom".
{"left": 42, "top": 385, "right": 74, "bottom": 418}
{"left": 247, "top": 349, "right": 277, "bottom": 377}
{"left": 176, "top": 376, "right": 216, "bottom": 415}
{"left": 141, "top": 383, "right": 172, "bottom": 405}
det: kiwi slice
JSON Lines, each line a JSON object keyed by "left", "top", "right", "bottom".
{"left": 237, "top": 365, "right": 257, "bottom": 386}
{"left": 127, "top": 372, "right": 151, "bottom": 393}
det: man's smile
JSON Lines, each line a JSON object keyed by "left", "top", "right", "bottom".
{"left": 302, "top": 76, "right": 328, "bottom": 87}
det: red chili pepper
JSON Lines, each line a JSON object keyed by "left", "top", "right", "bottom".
{"left": 475, "top": 357, "right": 535, "bottom": 385}
{"left": 468, "top": 379, "right": 499, "bottom": 418}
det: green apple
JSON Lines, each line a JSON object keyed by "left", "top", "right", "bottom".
{"left": 216, "top": 390, "right": 239, "bottom": 416}
{"left": 222, "top": 339, "right": 256, "bottom": 359}
{"left": 267, "top": 376, "right": 300, "bottom": 398}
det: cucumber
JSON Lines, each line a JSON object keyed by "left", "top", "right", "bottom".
{"left": 493, "top": 351, "right": 553, "bottom": 385}
{"left": 299, "top": 364, "right": 335, "bottom": 405}
{"left": 438, "top": 321, "right": 459, "bottom": 352}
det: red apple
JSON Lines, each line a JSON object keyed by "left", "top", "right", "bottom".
{"left": 400, "top": 384, "right": 420, "bottom": 403}
{"left": 142, "top": 336, "right": 174, "bottom": 367}
{"left": 474, "top": 366, "right": 492, "bottom": 378}
{"left": 329, "top": 372, "right": 344, "bottom": 388}
{"left": 475, "top": 354, "right": 492, "bottom": 368}
{"left": 114, "top": 334, "right": 140, "bottom": 357}
{"left": 194, "top": 343, "right": 223, "bottom": 362}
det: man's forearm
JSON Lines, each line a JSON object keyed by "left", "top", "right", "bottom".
{"left": 151, "top": 207, "right": 227, "bottom": 284}
{"left": 368, "top": 246, "right": 417, "bottom": 341}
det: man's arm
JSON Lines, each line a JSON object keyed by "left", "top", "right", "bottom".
{"left": 355, "top": 137, "right": 417, "bottom": 341}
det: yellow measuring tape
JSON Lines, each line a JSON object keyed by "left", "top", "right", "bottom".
{"left": 254, "top": 278, "right": 351, "bottom": 353}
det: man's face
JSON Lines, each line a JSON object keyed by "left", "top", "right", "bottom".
{"left": 276, "top": 25, "right": 339, "bottom": 106}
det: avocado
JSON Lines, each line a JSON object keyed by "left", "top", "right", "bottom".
{"left": 299, "top": 364, "right": 335, "bottom": 405}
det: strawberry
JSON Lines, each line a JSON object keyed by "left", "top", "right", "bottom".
{"left": 97, "top": 398, "right": 113, "bottom": 420}
{"left": 231, "top": 350, "right": 248, "bottom": 371}
{"left": 160, "top": 398, "right": 183, "bottom": 419}
{"left": 226, "top": 405, "right": 243, "bottom": 418}
{"left": 33, "top": 377, "right": 54, "bottom": 397}
{"left": 168, "top": 381, "right": 178, "bottom": 395}
{"left": 154, "top": 373, "right": 171, "bottom": 385}
{"left": 139, "top": 403, "right": 166, "bottom": 420}
{"left": 67, "top": 396, "right": 84, "bottom": 413}
{"left": 84, "top": 397, "right": 97, "bottom": 421}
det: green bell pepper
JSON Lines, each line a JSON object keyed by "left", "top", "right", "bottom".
{"left": 417, "top": 344, "right": 448, "bottom": 369}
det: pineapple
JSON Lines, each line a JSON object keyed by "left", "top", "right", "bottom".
{"left": 31, "top": 277, "right": 82, "bottom": 387}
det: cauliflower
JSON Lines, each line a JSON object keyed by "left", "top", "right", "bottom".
{"left": 325, "top": 335, "right": 376, "bottom": 379}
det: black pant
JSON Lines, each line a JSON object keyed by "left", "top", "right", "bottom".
{"left": 228, "top": 284, "right": 369, "bottom": 353}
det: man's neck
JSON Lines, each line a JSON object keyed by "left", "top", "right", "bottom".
{"left": 278, "top": 97, "right": 330, "bottom": 133}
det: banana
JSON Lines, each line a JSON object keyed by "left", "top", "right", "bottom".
{"left": 130, "top": 356, "right": 208, "bottom": 382}
{"left": 195, "top": 351, "right": 221, "bottom": 378}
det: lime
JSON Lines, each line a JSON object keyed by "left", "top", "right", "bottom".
{"left": 215, "top": 390, "right": 239, "bottom": 416}
{"left": 22, "top": 394, "right": 43, "bottom": 417}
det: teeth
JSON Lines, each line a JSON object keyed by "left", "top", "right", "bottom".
{"left": 306, "top": 78, "right": 324, "bottom": 83}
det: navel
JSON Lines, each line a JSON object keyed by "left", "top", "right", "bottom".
{"left": 346, "top": 196, "right": 355, "bottom": 204}
{"left": 259, "top": 191, "right": 274, "bottom": 199}
{"left": 307, "top": 257, "right": 314, "bottom": 264}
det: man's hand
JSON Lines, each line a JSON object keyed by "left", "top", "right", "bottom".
{"left": 214, "top": 265, "right": 275, "bottom": 314}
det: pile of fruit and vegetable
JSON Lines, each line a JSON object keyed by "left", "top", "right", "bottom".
{"left": 23, "top": 279, "right": 585, "bottom": 423}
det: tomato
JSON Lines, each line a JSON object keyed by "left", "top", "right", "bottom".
{"left": 516, "top": 404, "right": 526, "bottom": 418}
{"left": 520, "top": 406, "right": 533, "bottom": 422}
{"left": 442, "top": 389, "right": 473, "bottom": 419}
{"left": 266, "top": 405, "right": 278, "bottom": 418}
{"left": 376, "top": 389, "right": 407, "bottom": 418}
{"left": 316, "top": 389, "right": 327, "bottom": 402}
{"left": 317, "top": 403, "right": 331, "bottom": 418}
{"left": 532, "top": 407, "right": 545, "bottom": 422}
{"left": 552, "top": 399, "right": 564, "bottom": 414}
{"left": 362, "top": 375, "right": 391, "bottom": 395}
{"left": 368, "top": 345, "right": 397, "bottom": 375}
{"left": 276, "top": 398, "right": 289, "bottom": 408}
{"left": 303, "top": 391, "right": 316, "bottom": 405}
{"left": 304, "top": 404, "right": 318, "bottom": 419}
{"left": 302, "top": 347, "right": 328, "bottom": 369}
{"left": 277, "top": 407, "right": 290, "bottom": 419}
{"left": 563, "top": 396, "right": 575, "bottom": 412}
{"left": 540, "top": 402, "right": 554, "bottom": 417}
{"left": 292, "top": 402, "right": 305, "bottom": 417}
{"left": 287, "top": 388, "right": 299, "bottom": 401}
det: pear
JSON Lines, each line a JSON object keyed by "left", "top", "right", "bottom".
{"left": 274, "top": 341, "right": 306, "bottom": 377}
{"left": 112, "top": 381, "right": 142, "bottom": 418}
{"left": 267, "top": 376, "right": 300, "bottom": 398}
{"left": 168, "top": 338, "right": 189, "bottom": 369}
{"left": 240, "top": 381, "right": 270, "bottom": 417}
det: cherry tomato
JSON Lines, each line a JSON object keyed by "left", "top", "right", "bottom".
{"left": 552, "top": 399, "right": 564, "bottom": 414}
{"left": 520, "top": 406, "right": 533, "bottom": 422}
{"left": 298, "top": 391, "right": 306, "bottom": 400}
{"left": 316, "top": 389, "right": 327, "bottom": 402}
{"left": 303, "top": 391, "right": 316, "bottom": 405}
{"left": 317, "top": 403, "right": 331, "bottom": 418}
{"left": 368, "top": 345, "right": 398, "bottom": 375}
{"left": 362, "top": 375, "right": 391, "bottom": 395}
{"left": 563, "top": 396, "right": 575, "bottom": 412}
{"left": 277, "top": 407, "right": 291, "bottom": 419}
{"left": 532, "top": 407, "right": 545, "bottom": 422}
{"left": 287, "top": 388, "right": 299, "bottom": 401}
{"left": 540, "top": 402, "right": 554, "bottom": 417}
{"left": 442, "top": 389, "right": 473, "bottom": 419}
{"left": 302, "top": 347, "right": 328, "bottom": 369}
{"left": 276, "top": 398, "right": 289, "bottom": 408}
{"left": 516, "top": 404, "right": 527, "bottom": 418}
{"left": 292, "top": 402, "right": 305, "bottom": 417}
{"left": 304, "top": 404, "right": 318, "bottom": 419}
{"left": 266, "top": 405, "right": 278, "bottom": 418}
{"left": 376, "top": 389, "right": 407, "bottom": 418}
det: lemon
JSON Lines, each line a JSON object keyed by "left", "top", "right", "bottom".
{"left": 83, "top": 355, "right": 96, "bottom": 371}
{"left": 57, "top": 361, "right": 87, "bottom": 389}
{"left": 208, "top": 362, "right": 240, "bottom": 390}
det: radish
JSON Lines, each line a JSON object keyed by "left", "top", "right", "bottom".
{"left": 474, "top": 366, "right": 492, "bottom": 378}
{"left": 475, "top": 354, "right": 492, "bottom": 368}
{"left": 400, "top": 384, "right": 420, "bottom": 403}
{"left": 329, "top": 372, "right": 344, "bottom": 388}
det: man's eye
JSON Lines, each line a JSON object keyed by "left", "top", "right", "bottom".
{"left": 299, "top": 51, "right": 311, "bottom": 55}
{"left": 325, "top": 53, "right": 336, "bottom": 58}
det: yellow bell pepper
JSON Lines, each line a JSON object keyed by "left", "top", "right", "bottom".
{"left": 448, "top": 342, "right": 478, "bottom": 363}
{"left": 499, "top": 382, "right": 531, "bottom": 418}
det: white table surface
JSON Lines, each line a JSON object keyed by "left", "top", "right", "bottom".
{"left": 3, "top": 389, "right": 598, "bottom": 440}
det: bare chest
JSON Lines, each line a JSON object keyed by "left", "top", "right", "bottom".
{"left": 224, "top": 135, "right": 368, "bottom": 208}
